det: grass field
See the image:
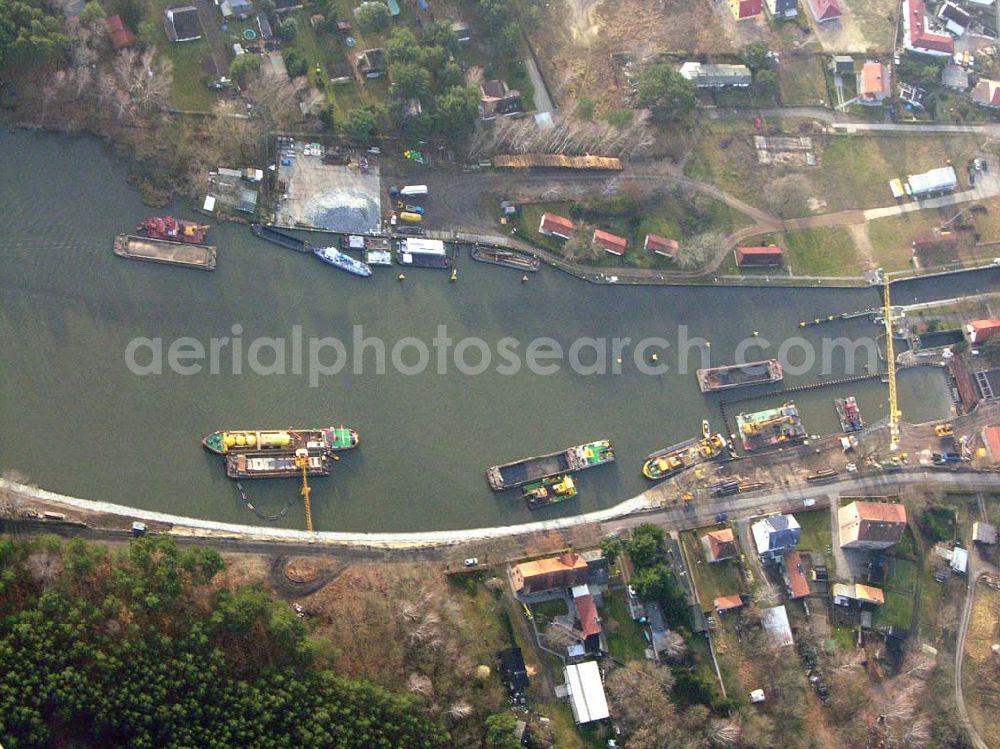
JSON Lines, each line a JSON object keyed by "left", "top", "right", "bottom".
{"left": 719, "top": 226, "right": 860, "bottom": 277}
{"left": 886, "top": 557, "right": 919, "bottom": 593}
{"left": 604, "top": 590, "right": 649, "bottom": 663}
{"left": 874, "top": 588, "right": 914, "bottom": 629}
{"left": 794, "top": 510, "right": 833, "bottom": 569}
{"left": 779, "top": 56, "right": 830, "bottom": 107}
{"left": 686, "top": 126, "right": 981, "bottom": 217}
{"left": 839, "top": 0, "right": 899, "bottom": 49}
{"left": 682, "top": 530, "right": 743, "bottom": 605}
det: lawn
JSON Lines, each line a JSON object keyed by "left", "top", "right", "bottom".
{"left": 530, "top": 598, "right": 568, "bottom": 621}
{"left": 839, "top": 0, "right": 900, "bottom": 50}
{"left": 682, "top": 530, "right": 743, "bottom": 605}
{"left": 874, "top": 589, "right": 914, "bottom": 629}
{"left": 779, "top": 55, "right": 831, "bottom": 107}
{"left": 719, "top": 226, "right": 860, "bottom": 277}
{"left": 146, "top": 0, "right": 219, "bottom": 111}
{"left": 885, "top": 557, "right": 919, "bottom": 593}
{"left": 685, "top": 124, "right": 982, "bottom": 217}
{"left": 604, "top": 590, "right": 649, "bottom": 663}
{"left": 831, "top": 623, "right": 857, "bottom": 650}
{"left": 794, "top": 509, "right": 833, "bottom": 568}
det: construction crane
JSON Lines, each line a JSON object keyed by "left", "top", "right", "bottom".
{"left": 882, "top": 272, "right": 901, "bottom": 452}
{"left": 294, "top": 448, "right": 314, "bottom": 533}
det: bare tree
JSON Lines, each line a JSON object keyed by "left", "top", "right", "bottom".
{"left": 677, "top": 231, "right": 727, "bottom": 270}
{"left": 244, "top": 68, "right": 306, "bottom": 133}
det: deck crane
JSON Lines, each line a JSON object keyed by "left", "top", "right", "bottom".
{"left": 294, "top": 448, "right": 314, "bottom": 533}
{"left": 882, "top": 272, "right": 901, "bottom": 452}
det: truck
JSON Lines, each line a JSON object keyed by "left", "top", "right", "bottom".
{"left": 389, "top": 185, "right": 428, "bottom": 197}
{"left": 932, "top": 452, "right": 963, "bottom": 465}
{"left": 398, "top": 211, "right": 423, "bottom": 224}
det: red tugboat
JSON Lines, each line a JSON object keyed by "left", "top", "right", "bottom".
{"left": 137, "top": 216, "right": 210, "bottom": 244}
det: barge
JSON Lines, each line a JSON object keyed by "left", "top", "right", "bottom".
{"left": 225, "top": 450, "right": 330, "bottom": 479}
{"left": 735, "top": 402, "right": 806, "bottom": 453}
{"left": 202, "top": 427, "right": 359, "bottom": 455}
{"left": 522, "top": 475, "right": 577, "bottom": 510}
{"left": 341, "top": 235, "right": 393, "bottom": 266}
{"left": 641, "top": 430, "right": 730, "bottom": 481}
{"left": 113, "top": 234, "right": 217, "bottom": 271}
{"left": 471, "top": 246, "right": 541, "bottom": 272}
{"left": 696, "top": 359, "right": 782, "bottom": 393}
{"left": 834, "top": 396, "right": 864, "bottom": 433}
{"left": 395, "top": 250, "right": 452, "bottom": 269}
{"left": 486, "top": 439, "right": 614, "bottom": 491}
{"left": 137, "top": 216, "right": 209, "bottom": 244}
{"left": 251, "top": 223, "right": 313, "bottom": 253}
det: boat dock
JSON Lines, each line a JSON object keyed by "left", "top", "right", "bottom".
{"left": 486, "top": 439, "right": 615, "bottom": 491}
{"left": 471, "top": 246, "right": 541, "bottom": 272}
{"left": 113, "top": 234, "right": 217, "bottom": 271}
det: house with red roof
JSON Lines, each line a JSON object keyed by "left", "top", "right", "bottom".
{"left": 838, "top": 501, "right": 908, "bottom": 550}
{"left": 731, "top": 0, "right": 763, "bottom": 19}
{"left": 859, "top": 61, "right": 890, "bottom": 105}
{"left": 644, "top": 233, "right": 679, "bottom": 258}
{"left": 808, "top": 0, "right": 842, "bottom": 22}
{"left": 702, "top": 528, "right": 738, "bottom": 562}
{"left": 735, "top": 245, "right": 784, "bottom": 267}
{"left": 714, "top": 595, "right": 745, "bottom": 612}
{"left": 903, "top": 0, "right": 955, "bottom": 56}
{"left": 538, "top": 212, "right": 576, "bottom": 240}
{"left": 966, "top": 318, "right": 1000, "bottom": 344}
{"left": 107, "top": 15, "right": 136, "bottom": 48}
{"left": 972, "top": 78, "right": 1000, "bottom": 108}
{"left": 593, "top": 229, "right": 627, "bottom": 256}
{"left": 782, "top": 551, "right": 810, "bottom": 599}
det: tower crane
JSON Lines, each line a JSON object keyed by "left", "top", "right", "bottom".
{"left": 294, "top": 448, "right": 314, "bottom": 533}
{"left": 882, "top": 272, "right": 901, "bottom": 452}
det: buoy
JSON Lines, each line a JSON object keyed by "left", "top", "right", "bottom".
{"left": 650, "top": 353, "right": 659, "bottom": 362}
{"left": 616, "top": 357, "right": 622, "bottom": 364}
{"left": 398, "top": 273, "right": 406, "bottom": 281}
{"left": 333, "top": 455, "right": 340, "bottom": 461}
{"left": 752, "top": 331, "right": 759, "bottom": 337}
{"left": 521, "top": 274, "right": 529, "bottom": 283}
{"left": 450, "top": 269, "right": 457, "bottom": 282}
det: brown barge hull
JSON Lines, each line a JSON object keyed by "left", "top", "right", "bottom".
{"left": 113, "top": 234, "right": 217, "bottom": 271}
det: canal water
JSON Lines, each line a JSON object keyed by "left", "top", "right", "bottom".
{"left": 0, "top": 132, "right": 994, "bottom": 531}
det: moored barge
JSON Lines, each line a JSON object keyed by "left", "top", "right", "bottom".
{"left": 641, "top": 431, "right": 729, "bottom": 481}
{"left": 226, "top": 450, "right": 330, "bottom": 479}
{"left": 696, "top": 359, "right": 782, "bottom": 393}
{"left": 113, "top": 234, "right": 216, "bottom": 271}
{"left": 251, "top": 223, "right": 313, "bottom": 252}
{"left": 486, "top": 439, "right": 614, "bottom": 491}
{"left": 735, "top": 402, "right": 806, "bottom": 452}
{"left": 471, "top": 246, "right": 541, "bottom": 272}
{"left": 202, "top": 427, "right": 359, "bottom": 455}
{"left": 834, "top": 396, "right": 864, "bottom": 432}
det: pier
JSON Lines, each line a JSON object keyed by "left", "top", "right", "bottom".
{"left": 112, "top": 234, "right": 217, "bottom": 271}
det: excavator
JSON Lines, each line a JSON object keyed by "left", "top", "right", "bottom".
{"left": 740, "top": 412, "right": 793, "bottom": 436}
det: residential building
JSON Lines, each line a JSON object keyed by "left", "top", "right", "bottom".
{"left": 973, "top": 521, "right": 998, "bottom": 545}
{"left": 511, "top": 552, "right": 589, "bottom": 594}
{"left": 563, "top": 661, "right": 609, "bottom": 724}
{"left": 593, "top": 229, "right": 628, "bottom": 256}
{"left": 220, "top": 0, "right": 254, "bottom": 19}
{"left": 902, "top": 0, "right": 955, "bottom": 56}
{"left": 838, "top": 501, "right": 908, "bottom": 549}
{"left": 859, "top": 61, "right": 890, "bottom": 105}
{"left": 702, "top": 528, "right": 738, "bottom": 562}
{"left": 830, "top": 55, "right": 854, "bottom": 74}
{"left": 451, "top": 20, "right": 471, "bottom": 43}
{"left": 107, "top": 15, "right": 136, "bottom": 48}
{"left": 941, "top": 63, "right": 970, "bottom": 90}
{"left": 735, "top": 245, "right": 784, "bottom": 267}
{"left": 678, "top": 62, "right": 752, "bottom": 88}
{"left": 752, "top": 514, "right": 801, "bottom": 560}
{"left": 973, "top": 77, "right": 1000, "bottom": 107}
{"left": 761, "top": 605, "right": 794, "bottom": 647}
{"left": 479, "top": 79, "right": 523, "bottom": 119}
{"left": 905, "top": 166, "right": 958, "bottom": 197}
{"left": 765, "top": 0, "right": 798, "bottom": 17}
{"left": 782, "top": 550, "right": 810, "bottom": 599}
{"left": 644, "top": 233, "right": 679, "bottom": 258}
{"left": 731, "top": 0, "right": 763, "bottom": 19}
{"left": 538, "top": 212, "right": 576, "bottom": 240}
{"left": 899, "top": 82, "right": 927, "bottom": 109}
{"left": 164, "top": 6, "right": 202, "bottom": 42}
{"left": 832, "top": 582, "right": 885, "bottom": 606}
{"left": 808, "top": 0, "right": 842, "bottom": 23}
{"left": 966, "top": 318, "right": 1000, "bottom": 344}
{"left": 714, "top": 595, "right": 745, "bottom": 612}
{"left": 936, "top": 1, "right": 971, "bottom": 35}
{"left": 572, "top": 585, "right": 603, "bottom": 652}
{"left": 950, "top": 546, "right": 969, "bottom": 574}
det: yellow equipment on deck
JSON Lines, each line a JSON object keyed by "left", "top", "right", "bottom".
{"left": 740, "top": 413, "right": 792, "bottom": 436}
{"left": 935, "top": 424, "right": 954, "bottom": 438}
{"left": 883, "top": 273, "right": 901, "bottom": 451}
{"left": 294, "top": 448, "right": 313, "bottom": 533}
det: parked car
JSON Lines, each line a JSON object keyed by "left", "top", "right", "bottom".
{"left": 463, "top": 557, "right": 479, "bottom": 567}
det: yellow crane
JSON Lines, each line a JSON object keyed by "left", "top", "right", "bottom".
{"left": 882, "top": 273, "right": 901, "bottom": 451}
{"left": 294, "top": 448, "right": 314, "bottom": 533}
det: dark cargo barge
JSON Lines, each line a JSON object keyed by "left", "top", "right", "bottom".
{"left": 697, "top": 359, "right": 783, "bottom": 393}
{"left": 486, "top": 439, "right": 614, "bottom": 491}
